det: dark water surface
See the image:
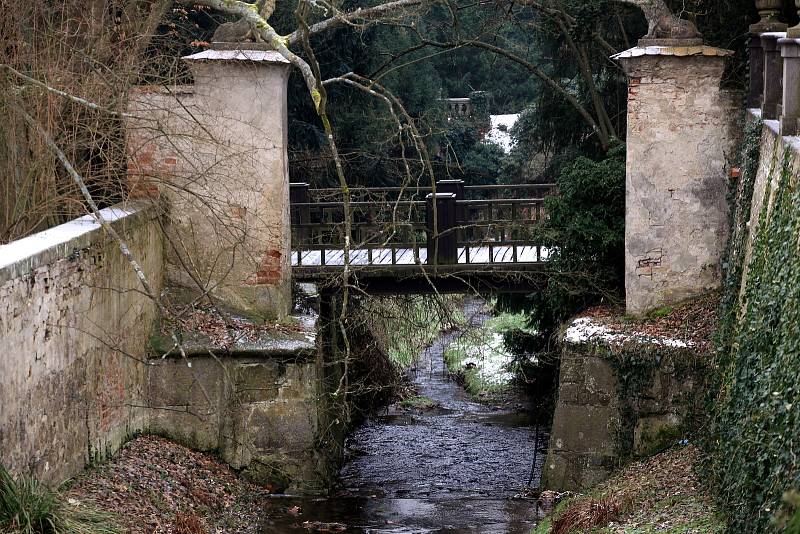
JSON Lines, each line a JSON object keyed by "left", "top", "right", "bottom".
{"left": 261, "top": 300, "right": 548, "bottom": 533}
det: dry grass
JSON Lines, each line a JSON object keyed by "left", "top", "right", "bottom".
{"left": 551, "top": 496, "right": 622, "bottom": 534}
{"left": 174, "top": 513, "right": 207, "bottom": 534}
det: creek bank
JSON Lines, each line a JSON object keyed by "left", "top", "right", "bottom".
{"left": 65, "top": 435, "right": 270, "bottom": 533}
{"left": 534, "top": 445, "right": 724, "bottom": 533}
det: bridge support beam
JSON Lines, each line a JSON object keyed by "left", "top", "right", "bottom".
{"left": 127, "top": 45, "right": 292, "bottom": 320}
{"left": 614, "top": 44, "right": 738, "bottom": 316}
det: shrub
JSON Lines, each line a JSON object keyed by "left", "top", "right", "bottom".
{"left": 508, "top": 144, "right": 626, "bottom": 336}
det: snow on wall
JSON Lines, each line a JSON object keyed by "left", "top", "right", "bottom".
{"left": 564, "top": 317, "right": 693, "bottom": 348}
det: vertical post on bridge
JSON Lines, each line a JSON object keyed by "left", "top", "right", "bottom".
{"left": 436, "top": 179, "right": 466, "bottom": 245}
{"left": 290, "top": 183, "right": 311, "bottom": 250}
{"left": 426, "top": 193, "right": 457, "bottom": 266}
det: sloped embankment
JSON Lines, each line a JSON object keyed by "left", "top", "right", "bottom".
{"left": 535, "top": 445, "right": 724, "bottom": 533}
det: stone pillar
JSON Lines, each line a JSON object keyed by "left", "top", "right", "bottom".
{"left": 762, "top": 33, "right": 785, "bottom": 120}
{"left": 748, "top": 35, "right": 765, "bottom": 109}
{"left": 780, "top": 38, "right": 800, "bottom": 135}
{"left": 614, "top": 45, "right": 737, "bottom": 316}
{"left": 127, "top": 47, "right": 292, "bottom": 320}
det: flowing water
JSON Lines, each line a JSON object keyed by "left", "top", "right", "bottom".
{"left": 261, "top": 299, "right": 548, "bottom": 533}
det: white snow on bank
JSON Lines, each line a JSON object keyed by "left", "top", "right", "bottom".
{"left": 485, "top": 114, "right": 520, "bottom": 154}
{"left": 460, "top": 332, "right": 516, "bottom": 386}
{"left": 564, "top": 317, "right": 693, "bottom": 348}
{"left": 0, "top": 207, "right": 136, "bottom": 270}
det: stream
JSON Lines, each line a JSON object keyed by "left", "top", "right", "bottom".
{"left": 261, "top": 299, "right": 548, "bottom": 533}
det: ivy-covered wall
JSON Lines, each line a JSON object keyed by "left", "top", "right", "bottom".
{"left": 707, "top": 114, "right": 800, "bottom": 532}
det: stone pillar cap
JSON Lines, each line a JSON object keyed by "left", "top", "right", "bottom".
{"left": 426, "top": 192, "right": 457, "bottom": 199}
{"left": 612, "top": 44, "right": 733, "bottom": 60}
{"left": 182, "top": 48, "right": 290, "bottom": 65}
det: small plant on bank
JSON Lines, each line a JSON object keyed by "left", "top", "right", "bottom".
{"left": 399, "top": 396, "right": 440, "bottom": 410}
{"left": 549, "top": 496, "right": 622, "bottom": 534}
{"left": 0, "top": 465, "right": 119, "bottom": 534}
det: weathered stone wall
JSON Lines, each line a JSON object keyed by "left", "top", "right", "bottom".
{"left": 127, "top": 49, "right": 292, "bottom": 320}
{"left": 543, "top": 318, "right": 704, "bottom": 491}
{"left": 0, "top": 202, "right": 162, "bottom": 485}
{"left": 145, "top": 321, "right": 344, "bottom": 494}
{"left": 616, "top": 47, "right": 740, "bottom": 316}
{"left": 0, "top": 206, "right": 344, "bottom": 492}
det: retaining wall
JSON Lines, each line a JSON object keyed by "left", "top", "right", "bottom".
{"left": 543, "top": 318, "right": 706, "bottom": 491}
{"left": 0, "top": 202, "right": 163, "bottom": 485}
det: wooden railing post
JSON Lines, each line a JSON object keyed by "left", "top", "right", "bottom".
{"left": 780, "top": 37, "right": 800, "bottom": 134}
{"left": 426, "top": 192, "right": 457, "bottom": 265}
{"left": 290, "top": 182, "right": 310, "bottom": 245}
{"left": 749, "top": 35, "right": 766, "bottom": 108}
{"left": 762, "top": 33, "right": 785, "bottom": 120}
{"left": 436, "top": 179, "right": 465, "bottom": 241}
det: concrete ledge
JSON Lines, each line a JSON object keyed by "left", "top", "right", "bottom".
{"left": 0, "top": 200, "right": 159, "bottom": 285}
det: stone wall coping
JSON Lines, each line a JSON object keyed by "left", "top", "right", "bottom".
{"left": 182, "top": 49, "right": 290, "bottom": 64}
{"left": 748, "top": 108, "right": 800, "bottom": 161}
{"left": 760, "top": 32, "right": 788, "bottom": 40}
{"left": 0, "top": 200, "right": 157, "bottom": 285}
{"left": 612, "top": 45, "right": 734, "bottom": 60}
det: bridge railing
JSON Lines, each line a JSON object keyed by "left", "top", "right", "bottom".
{"left": 290, "top": 181, "right": 556, "bottom": 268}
{"left": 299, "top": 183, "right": 557, "bottom": 203}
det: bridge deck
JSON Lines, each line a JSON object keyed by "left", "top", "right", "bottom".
{"left": 292, "top": 245, "right": 551, "bottom": 267}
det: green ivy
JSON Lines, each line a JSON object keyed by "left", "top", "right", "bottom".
{"left": 707, "top": 119, "right": 800, "bottom": 533}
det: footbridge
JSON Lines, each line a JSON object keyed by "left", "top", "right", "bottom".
{"left": 290, "top": 180, "right": 556, "bottom": 293}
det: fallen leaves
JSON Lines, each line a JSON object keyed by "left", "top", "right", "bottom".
{"left": 287, "top": 505, "right": 302, "bottom": 516}
{"left": 583, "top": 291, "right": 721, "bottom": 354}
{"left": 593, "top": 446, "right": 723, "bottom": 533}
{"left": 161, "top": 304, "right": 309, "bottom": 350}
{"left": 66, "top": 436, "right": 270, "bottom": 533}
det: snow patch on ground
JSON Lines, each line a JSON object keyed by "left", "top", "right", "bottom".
{"left": 485, "top": 114, "right": 519, "bottom": 154}
{"left": 564, "top": 317, "right": 693, "bottom": 348}
{"left": 460, "top": 332, "right": 516, "bottom": 386}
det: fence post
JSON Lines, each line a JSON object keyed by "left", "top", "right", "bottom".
{"left": 426, "top": 192, "right": 457, "bottom": 265}
{"left": 781, "top": 38, "right": 800, "bottom": 135}
{"left": 748, "top": 35, "right": 765, "bottom": 109}
{"left": 290, "top": 182, "right": 310, "bottom": 246}
{"left": 762, "top": 33, "right": 785, "bottom": 120}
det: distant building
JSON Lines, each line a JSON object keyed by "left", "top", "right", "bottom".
{"left": 441, "top": 97, "right": 472, "bottom": 117}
